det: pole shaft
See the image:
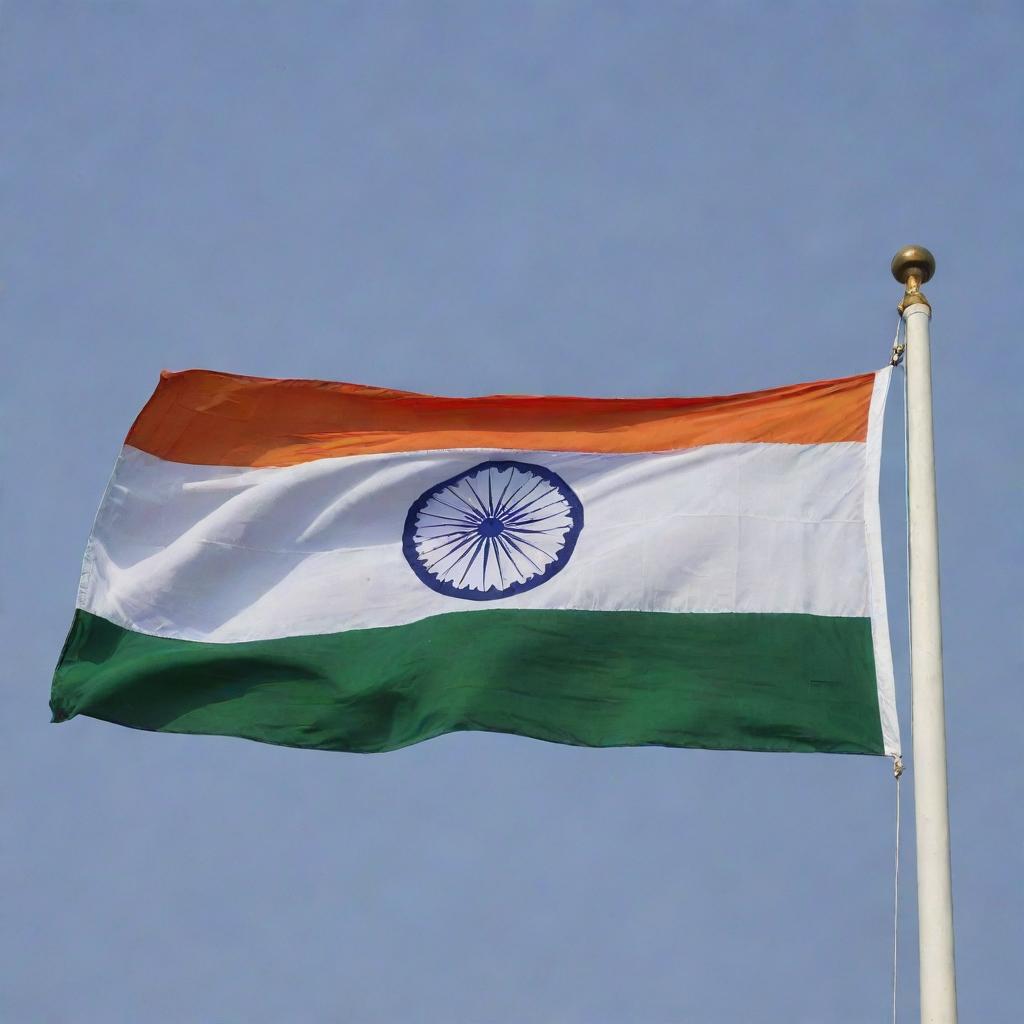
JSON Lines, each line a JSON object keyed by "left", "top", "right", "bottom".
{"left": 904, "top": 303, "right": 958, "bottom": 1023}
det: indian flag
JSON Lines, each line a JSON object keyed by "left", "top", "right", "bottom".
{"left": 52, "top": 366, "right": 899, "bottom": 757}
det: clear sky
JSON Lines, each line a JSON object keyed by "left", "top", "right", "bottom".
{"left": 3, "top": 4, "right": 1021, "bottom": 1021}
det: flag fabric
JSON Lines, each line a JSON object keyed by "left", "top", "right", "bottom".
{"left": 52, "top": 367, "right": 899, "bottom": 757}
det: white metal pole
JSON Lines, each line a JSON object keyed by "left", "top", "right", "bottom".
{"left": 892, "top": 246, "right": 958, "bottom": 1024}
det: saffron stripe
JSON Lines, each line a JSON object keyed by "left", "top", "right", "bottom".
{"left": 125, "top": 369, "right": 877, "bottom": 467}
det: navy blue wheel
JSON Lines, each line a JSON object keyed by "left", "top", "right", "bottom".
{"left": 402, "top": 460, "right": 584, "bottom": 601}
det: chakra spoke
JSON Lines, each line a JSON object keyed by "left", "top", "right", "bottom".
{"left": 504, "top": 493, "right": 566, "bottom": 525}
{"left": 430, "top": 495, "right": 484, "bottom": 522}
{"left": 504, "top": 499, "right": 568, "bottom": 527}
{"left": 463, "top": 478, "right": 489, "bottom": 517}
{"left": 428, "top": 532, "right": 482, "bottom": 569}
{"left": 501, "top": 509, "right": 570, "bottom": 528}
{"left": 443, "top": 487, "right": 485, "bottom": 521}
{"left": 501, "top": 530, "right": 557, "bottom": 559}
{"left": 499, "top": 476, "right": 545, "bottom": 519}
{"left": 457, "top": 536, "right": 487, "bottom": 586}
{"left": 492, "top": 475, "right": 529, "bottom": 519}
{"left": 438, "top": 533, "right": 485, "bottom": 577}
{"left": 417, "top": 511, "right": 480, "bottom": 526}
{"left": 421, "top": 525, "right": 476, "bottom": 540}
{"left": 420, "top": 529, "right": 479, "bottom": 555}
{"left": 420, "top": 525, "right": 478, "bottom": 542}
{"left": 498, "top": 532, "right": 545, "bottom": 574}
{"left": 493, "top": 469, "right": 516, "bottom": 518}
{"left": 494, "top": 534, "right": 524, "bottom": 578}
{"left": 494, "top": 475, "right": 540, "bottom": 520}
{"left": 430, "top": 526, "right": 482, "bottom": 559}
{"left": 491, "top": 537, "right": 505, "bottom": 588}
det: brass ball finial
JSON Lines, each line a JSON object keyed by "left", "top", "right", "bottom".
{"left": 891, "top": 245, "right": 936, "bottom": 285}
{"left": 891, "top": 245, "right": 935, "bottom": 314}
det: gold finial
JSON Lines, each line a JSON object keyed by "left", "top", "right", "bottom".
{"left": 891, "top": 245, "right": 936, "bottom": 314}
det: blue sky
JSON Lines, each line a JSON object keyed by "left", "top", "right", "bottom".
{"left": 2, "top": 4, "right": 1021, "bottom": 1021}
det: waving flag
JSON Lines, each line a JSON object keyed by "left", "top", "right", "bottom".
{"left": 52, "top": 367, "right": 899, "bottom": 756}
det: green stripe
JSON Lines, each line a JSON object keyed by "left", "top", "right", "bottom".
{"left": 52, "top": 609, "right": 884, "bottom": 755}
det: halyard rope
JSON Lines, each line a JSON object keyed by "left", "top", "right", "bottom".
{"left": 891, "top": 313, "right": 906, "bottom": 366}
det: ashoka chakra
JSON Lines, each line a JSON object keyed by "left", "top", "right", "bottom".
{"left": 402, "top": 460, "right": 584, "bottom": 601}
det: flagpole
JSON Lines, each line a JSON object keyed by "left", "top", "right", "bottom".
{"left": 891, "top": 246, "right": 957, "bottom": 1024}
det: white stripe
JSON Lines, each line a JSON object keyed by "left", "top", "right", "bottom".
{"left": 865, "top": 366, "right": 901, "bottom": 756}
{"left": 79, "top": 439, "right": 878, "bottom": 643}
